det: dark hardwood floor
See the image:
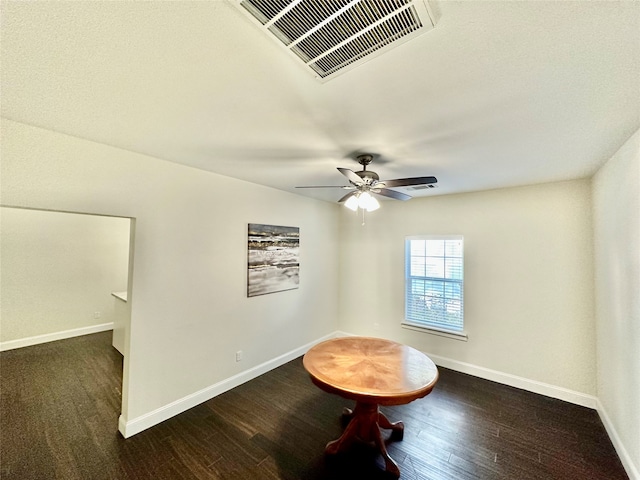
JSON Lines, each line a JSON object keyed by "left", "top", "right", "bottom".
{"left": 0, "top": 332, "right": 628, "bottom": 479}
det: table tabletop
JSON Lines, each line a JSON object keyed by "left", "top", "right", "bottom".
{"left": 303, "top": 336, "right": 438, "bottom": 406}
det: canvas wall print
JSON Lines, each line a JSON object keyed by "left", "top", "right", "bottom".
{"left": 247, "top": 224, "right": 299, "bottom": 297}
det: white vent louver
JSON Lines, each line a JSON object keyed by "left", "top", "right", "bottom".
{"left": 238, "top": 0, "right": 435, "bottom": 81}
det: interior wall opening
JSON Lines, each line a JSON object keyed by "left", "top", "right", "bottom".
{"left": 0, "top": 205, "right": 135, "bottom": 429}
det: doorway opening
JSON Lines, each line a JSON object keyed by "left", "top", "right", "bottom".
{"left": 0, "top": 205, "right": 135, "bottom": 430}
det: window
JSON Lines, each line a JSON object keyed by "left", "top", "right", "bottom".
{"left": 404, "top": 236, "right": 464, "bottom": 335}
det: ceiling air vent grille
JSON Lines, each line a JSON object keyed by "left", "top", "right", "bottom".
{"left": 237, "top": 0, "right": 435, "bottom": 81}
{"left": 406, "top": 184, "right": 437, "bottom": 191}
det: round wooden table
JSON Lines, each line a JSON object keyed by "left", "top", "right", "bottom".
{"left": 303, "top": 336, "right": 439, "bottom": 478}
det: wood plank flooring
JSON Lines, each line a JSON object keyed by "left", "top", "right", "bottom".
{"left": 0, "top": 332, "right": 628, "bottom": 479}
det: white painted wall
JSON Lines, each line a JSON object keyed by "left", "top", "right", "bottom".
{"left": 1, "top": 119, "right": 340, "bottom": 430}
{"left": 339, "top": 180, "right": 596, "bottom": 397}
{"left": 592, "top": 129, "right": 640, "bottom": 478}
{"left": 0, "top": 207, "right": 130, "bottom": 345}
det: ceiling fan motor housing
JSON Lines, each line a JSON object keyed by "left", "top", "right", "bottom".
{"left": 355, "top": 154, "right": 378, "bottom": 185}
{"left": 356, "top": 170, "right": 379, "bottom": 185}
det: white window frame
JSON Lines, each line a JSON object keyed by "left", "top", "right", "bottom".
{"left": 403, "top": 235, "right": 467, "bottom": 341}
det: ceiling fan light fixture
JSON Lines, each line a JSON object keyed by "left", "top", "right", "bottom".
{"left": 344, "top": 191, "right": 380, "bottom": 212}
{"left": 344, "top": 194, "right": 360, "bottom": 211}
{"left": 358, "top": 191, "right": 380, "bottom": 211}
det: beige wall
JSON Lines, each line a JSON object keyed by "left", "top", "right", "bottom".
{"left": 339, "top": 179, "right": 596, "bottom": 397}
{"left": 1, "top": 207, "right": 130, "bottom": 345}
{"left": 593, "top": 129, "right": 640, "bottom": 477}
{"left": 1, "top": 118, "right": 340, "bottom": 429}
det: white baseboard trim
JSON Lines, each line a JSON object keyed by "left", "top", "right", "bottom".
{"left": 424, "top": 351, "right": 598, "bottom": 409}
{"left": 596, "top": 399, "right": 640, "bottom": 480}
{"left": 0, "top": 322, "right": 114, "bottom": 352}
{"left": 334, "top": 330, "right": 356, "bottom": 338}
{"left": 117, "top": 330, "right": 599, "bottom": 438}
{"left": 336, "top": 331, "right": 597, "bottom": 409}
{"left": 118, "top": 331, "right": 337, "bottom": 438}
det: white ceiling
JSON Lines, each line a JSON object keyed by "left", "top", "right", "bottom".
{"left": 2, "top": 0, "right": 639, "bottom": 203}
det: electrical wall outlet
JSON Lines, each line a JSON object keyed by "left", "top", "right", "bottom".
{"left": 94, "top": 311, "right": 101, "bottom": 319}
{"left": 373, "top": 322, "right": 380, "bottom": 330}
{"left": 235, "top": 350, "right": 243, "bottom": 362}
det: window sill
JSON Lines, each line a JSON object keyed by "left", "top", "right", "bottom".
{"left": 401, "top": 322, "right": 468, "bottom": 341}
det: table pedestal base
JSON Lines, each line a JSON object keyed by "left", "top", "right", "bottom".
{"left": 325, "top": 402, "right": 404, "bottom": 478}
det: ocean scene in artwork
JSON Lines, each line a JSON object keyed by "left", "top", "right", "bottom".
{"left": 248, "top": 224, "right": 300, "bottom": 297}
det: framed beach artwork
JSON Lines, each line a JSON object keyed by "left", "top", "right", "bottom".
{"left": 247, "top": 223, "right": 300, "bottom": 297}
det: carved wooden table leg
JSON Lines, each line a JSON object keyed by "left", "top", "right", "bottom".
{"left": 340, "top": 406, "right": 354, "bottom": 427}
{"left": 325, "top": 409, "right": 361, "bottom": 455}
{"left": 378, "top": 411, "right": 404, "bottom": 440}
{"left": 370, "top": 420, "right": 400, "bottom": 478}
{"left": 325, "top": 402, "right": 403, "bottom": 478}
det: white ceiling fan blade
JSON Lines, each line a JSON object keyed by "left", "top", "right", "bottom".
{"left": 337, "top": 167, "right": 364, "bottom": 186}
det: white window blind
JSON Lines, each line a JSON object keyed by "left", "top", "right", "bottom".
{"left": 405, "top": 236, "right": 464, "bottom": 332}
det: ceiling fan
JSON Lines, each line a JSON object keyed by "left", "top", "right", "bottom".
{"left": 296, "top": 154, "right": 437, "bottom": 212}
